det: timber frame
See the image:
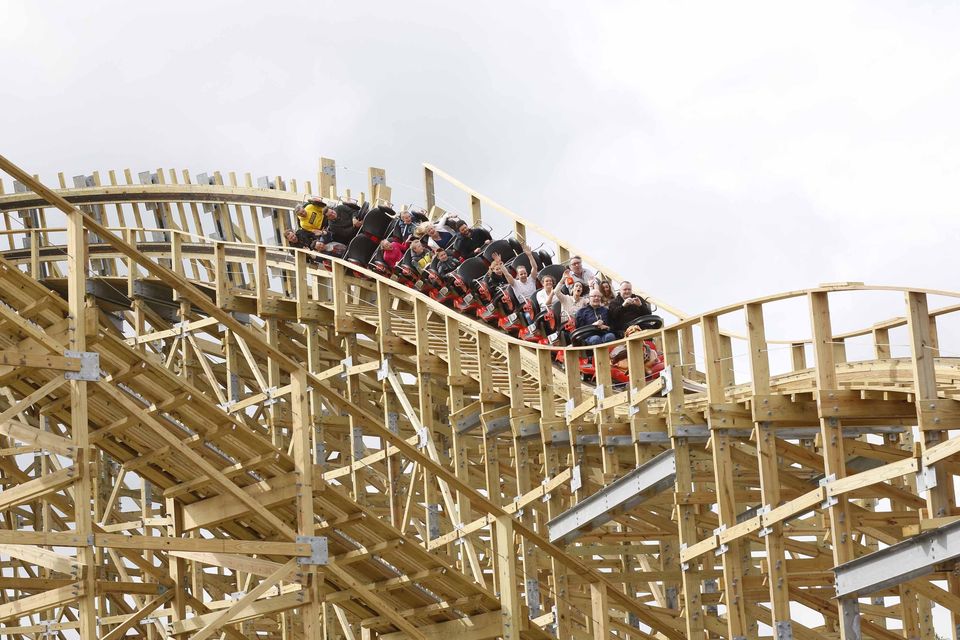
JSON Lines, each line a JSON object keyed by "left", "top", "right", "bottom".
{"left": 0, "top": 153, "right": 957, "bottom": 639}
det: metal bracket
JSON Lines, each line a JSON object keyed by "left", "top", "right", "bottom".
{"left": 296, "top": 536, "right": 328, "bottom": 566}
{"left": 416, "top": 427, "right": 429, "bottom": 449}
{"left": 64, "top": 350, "right": 101, "bottom": 381}
{"left": 427, "top": 504, "right": 441, "bottom": 539}
{"left": 525, "top": 578, "right": 541, "bottom": 617}
{"left": 661, "top": 366, "right": 673, "bottom": 395}
{"left": 377, "top": 359, "right": 390, "bottom": 381}
{"left": 262, "top": 386, "right": 279, "bottom": 407}
{"left": 386, "top": 412, "right": 399, "bottom": 435}
{"left": 916, "top": 465, "right": 937, "bottom": 494}
{"left": 819, "top": 474, "right": 838, "bottom": 508}
{"left": 679, "top": 543, "right": 689, "bottom": 571}
{"left": 339, "top": 357, "right": 353, "bottom": 379}
{"left": 714, "top": 525, "right": 728, "bottom": 556}
{"left": 321, "top": 165, "right": 336, "bottom": 178}
{"left": 757, "top": 505, "right": 773, "bottom": 537}
{"left": 775, "top": 620, "right": 794, "bottom": 640}
{"left": 564, "top": 398, "right": 575, "bottom": 419}
{"left": 570, "top": 465, "right": 582, "bottom": 492}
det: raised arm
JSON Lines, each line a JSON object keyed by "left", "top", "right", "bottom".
{"left": 523, "top": 244, "right": 538, "bottom": 279}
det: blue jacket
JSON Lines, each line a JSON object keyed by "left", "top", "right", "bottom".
{"left": 576, "top": 304, "right": 610, "bottom": 328}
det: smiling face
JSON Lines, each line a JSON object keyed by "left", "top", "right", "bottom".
{"left": 588, "top": 291, "right": 602, "bottom": 307}
{"left": 516, "top": 266, "right": 528, "bottom": 282}
{"left": 620, "top": 281, "right": 633, "bottom": 297}
{"left": 436, "top": 248, "right": 448, "bottom": 261}
{"left": 400, "top": 211, "right": 413, "bottom": 224}
{"left": 572, "top": 281, "right": 584, "bottom": 297}
{"left": 542, "top": 275, "right": 554, "bottom": 289}
{"left": 458, "top": 223, "right": 471, "bottom": 237}
{"left": 570, "top": 258, "right": 583, "bottom": 275}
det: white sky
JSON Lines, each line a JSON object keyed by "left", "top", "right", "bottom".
{"left": 3, "top": 1, "right": 960, "bottom": 336}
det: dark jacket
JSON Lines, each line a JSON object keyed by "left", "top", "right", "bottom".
{"left": 609, "top": 294, "right": 652, "bottom": 333}
{"left": 395, "top": 220, "right": 417, "bottom": 241}
{"left": 430, "top": 255, "right": 461, "bottom": 277}
{"left": 325, "top": 205, "right": 359, "bottom": 245}
{"left": 454, "top": 227, "right": 492, "bottom": 257}
{"left": 576, "top": 304, "right": 611, "bottom": 329}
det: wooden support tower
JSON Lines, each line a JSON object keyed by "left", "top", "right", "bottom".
{"left": 0, "top": 153, "right": 958, "bottom": 639}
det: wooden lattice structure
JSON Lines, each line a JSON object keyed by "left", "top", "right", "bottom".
{"left": 0, "top": 153, "right": 958, "bottom": 640}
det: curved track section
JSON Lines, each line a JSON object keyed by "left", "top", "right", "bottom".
{"left": 0, "top": 155, "right": 959, "bottom": 640}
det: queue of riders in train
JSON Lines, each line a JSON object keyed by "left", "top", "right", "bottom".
{"left": 283, "top": 198, "right": 665, "bottom": 382}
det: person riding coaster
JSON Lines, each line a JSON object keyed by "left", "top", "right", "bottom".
{"left": 420, "top": 248, "right": 462, "bottom": 304}
{"left": 523, "top": 296, "right": 568, "bottom": 345}
{"left": 447, "top": 256, "right": 490, "bottom": 314}
{"left": 558, "top": 313, "right": 666, "bottom": 382}
{"left": 394, "top": 240, "right": 432, "bottom": 288}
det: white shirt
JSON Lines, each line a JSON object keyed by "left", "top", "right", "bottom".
{"left": 568, "top": 266, "right": 596, "bottom": 289}
{"left": 511, "top": 277, "right": 537, "bottom": 300}
{"left": 536, "top": 288, "right": 578, "bottom": 321}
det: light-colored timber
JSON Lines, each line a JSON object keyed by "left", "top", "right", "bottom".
{"left": 0, "top": 153, "right": 958, "bottom": 639}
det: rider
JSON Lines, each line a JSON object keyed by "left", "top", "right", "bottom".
{"left": 575, "top": 291, "right": 617, "bottom": 345}
{"left": 536, "top": 273, "right": 577, "bottom": 323}
{"left": 428, "top": 247, "right": 461, "bottom": 278}
{"left": 407, "top": 239, "right": 433, "bottom": 270}
{"left": 418, "top": 222, "right": 456, "bottom": 251}
{"left": 319, "top": 204, "right": 360, "bottom": 246}
{"left": 454, "top": 221, "right": 492, "bottom": 257}
{"left": 380, "top": 238, "right": 408, "bottom": 269}
{"left": 563, "top": 255, "right": 597, "bottom": 293}
{"left": 395, "top": 210, "right": 417, "bottom": 241}
{"left": 500, "top": 243, "right": 539, "bottom": 301}
{"left": 609, "top": 280, "right": 653, "bottom": 335}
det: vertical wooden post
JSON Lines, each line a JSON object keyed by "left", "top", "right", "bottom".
{"left": 665, "top": 327, "right": 705, "bottom": 640}
{"left": 790, "top": 342, "right": 807, "bottom": 371}
{"left": 494, "top": 515, "right": 521, "bottom": 640}
{"left": 590, "top": 582, "right": 610, "bottom": 639}
{"left": 872, "top": 326, "right": 891, "bottom": 359}
{"left": 368, "top": 167, "right": 386, "bottom": 204}
{"left": 537, "top": 348, "right": 570, "bottom": 637}
{"left": 746, "top": 303, "right": 791, "bottom": 637}
{"left": 593, "top": 345, "right": 617, "bottom": 480}
{"left": 702, "top": 314, "right": 751, "bottom": 639}
{"left": 292, "top": 370, "right": 324, "bottom": 639}
{"left": 906, "top": 291, "right": 959, "bottom": 640}
{"left": 319, "top": 157, "right": 337, "bottom": 199}
{"left": 423, "top": 166, "right": 436, "bottom": 212}
{"left": 470, "top": 195, "right": 482, "bottom": 226}
{"left": 809, "top": 292, "right": 857, "bottom": 639}
{"left": 67, "top": 206, "right": 98, "bottom": 640}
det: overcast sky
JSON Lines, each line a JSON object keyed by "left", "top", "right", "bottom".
{"left": 3, "top": 0, "right": 960, "bottom": 347}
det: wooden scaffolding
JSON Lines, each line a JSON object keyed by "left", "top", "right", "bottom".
{"left": 0, "top": 153, "right": 958, "bottom": 639}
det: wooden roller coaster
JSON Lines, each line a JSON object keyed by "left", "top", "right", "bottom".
{"left": 0, "top": 153, "right": 957, "bottom": 640}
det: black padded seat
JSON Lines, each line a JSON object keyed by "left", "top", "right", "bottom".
{"left": 625, "top": 315, "right": 664, "bottom": 331}
{"left": 482, "top": 239, "right": 518, "bottom": 264}
{"left": 360, "top": 207, "right": 394, "bottom": 241}
{"left": 569, "top": 325, "right": 605, "bottom": 346}
{"left": 345, "top": 235, "right": 377, "bottom": 266}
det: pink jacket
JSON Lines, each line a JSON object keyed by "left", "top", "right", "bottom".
{"left": 383, "top": 241, "right": 408, "bottom": 268}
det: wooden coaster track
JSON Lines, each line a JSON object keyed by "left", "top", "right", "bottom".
{"left": 0, "top": 154, "right": 958, "bottom": 640}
